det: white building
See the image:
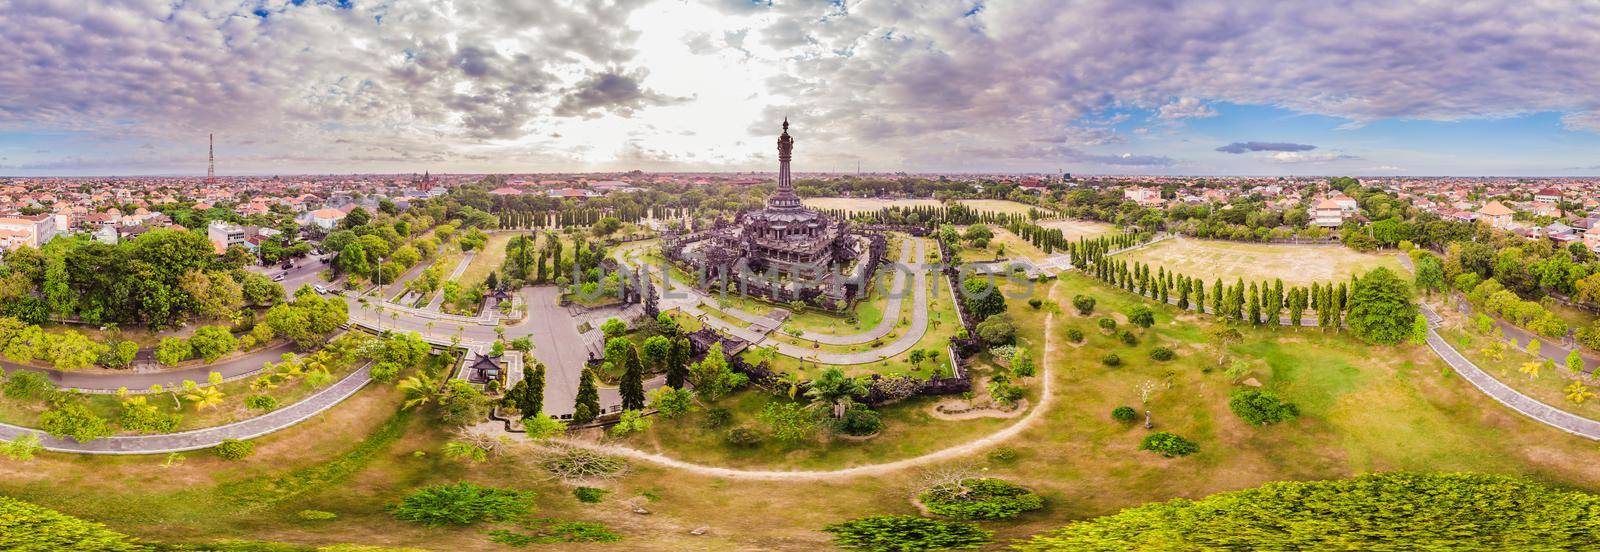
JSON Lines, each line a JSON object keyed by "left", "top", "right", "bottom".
{"left": 207, "top": 220, "right": 246, "bottom": 254}
{"left": 0, "top": 214, "right": 58, "bottom": 251}
{"left": 307, "top": 207, "right": 347, "bottom": 229}
{"left": 1312, "top": 199, "right": 1344, "bottom": 227}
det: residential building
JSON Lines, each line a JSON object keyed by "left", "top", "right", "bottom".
{"left": 1478, "top": 201, "right": 1515, "bottom": 230}
{"left": 0, "top": 214, "right": 58, "bottom": 250}
{"left": 207, "top": 220, "right": 247, "bottom": 254}
{"left": 1312, "top": 199, "right": 1345, "bottom": 227}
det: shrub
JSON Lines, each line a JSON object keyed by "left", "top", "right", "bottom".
{"left": 1016, "top": 473, "right": 1600, "bottom": 551}
{"left": 1149, "top": 347, "right": 1176, "bottom": 361}
{"left": 1228, "top": 389, "right": 1300, "bottom": 425}
{"left": 823, "top": 515, "right": 991, "bottom": 551}
{"left": 489, "top": 518, "right": 622, "bottom": 546}
{"left": 974, "top": 314, "right": 1016, "bottom": 346}
{"left": 38, "top": 403, "right": 111, "bottom": 442}
{"left": 1101, "top": 353, "right": 1121, "bottom": 367}
{"left": 1072, "top": 294, "right": 1096, "bottom": 315}
{"left": 987, "top": 447, "right": 1018, "bottom": 464}
{"left": 725, "top": 425, "right": 762, "bottom": 447}
{"left": 213, "top": 439, "right": 256, "bottom": 461}
{"left": 297, "top": 509, "right": 337, "bottom": 521}
{"left": 1119, "top": 330, "right": 1138, "bottom": 345}
{"left": 244, "top": 394, "right": 279, "bottom": 411}
{"left": 1111, "top": 406, "right": 1138, "bottom": 423}
{"left": 1139, "top": 432, "right": 1198, "bottom": 457}
{"left": 572, "top": 486, "right": 609, "bottom": 503}
{"left": 1097, "top": 317, "right": 1116, "bottom": 331}
{"left": 1028, "top": 298, "right": 1043, "bottom": 309}
{"left": 370, "top": 361, "right": 401, "bottom": 383}
{"left": 919, "top": 478, "right": 1045, "bottom": 520}
{"left": 389, "top": 482, "right": 536, "bottom": 526}
{"left": 835, "top": 404, "right": 884, "bottom": 436}
{"left": 4, "top": 370, "right": 55, "bottom": 401}
{"left": 0, "top": 495, "right": 146, "bottom": 550}
{"left": 1066, "top": 328, "right": 1084, "bottom": 342}
{"left": 701, "top": 407, "right": 732, "bottom": 429}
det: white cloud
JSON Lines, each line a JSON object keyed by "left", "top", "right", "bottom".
{"left": 1156, "top": 98, "right": 1218, "bottom": 120}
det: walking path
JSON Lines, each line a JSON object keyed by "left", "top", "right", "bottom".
{"left": 1420, "top": 305, "right": 1600, "bottom": 440}
{"left": 424, "top": 252, "right": 476, "bottom": 310}
{"left": 0, "top": 340, "right": 298, "bottom": 393}
{"left": 794, "top": 239, "right": 918, "bottom": 345}
{"left": 519, "top": 280, "right": 1061, "bottom": 480}
{"left": 683, "top": 239, "right": 932, "bottom": 365}
{"left": 0, "top": 364, "right": 374, "bottom": 454}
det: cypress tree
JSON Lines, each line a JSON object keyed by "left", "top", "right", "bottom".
{"left": 524, "top": 362, "right": 545, "bottom": 418}
{"left": 573, "top": 367, "right": 599, "bottom": 424}
{"left": 620, "top": 345, "right": 646, "bottom": 411}
{"left": 667, "top": 337, "right": 691, "bottom": 388}
{"left": 1211, "top": 278, "right": 1224, "bottom": 315}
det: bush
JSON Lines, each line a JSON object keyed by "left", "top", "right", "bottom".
{"left": 1101, "top": 353, "right": 1121, "bottom": 367}
{"left": 1072, "top": 294, "right": 1096, "bottom": 315}
{"left": 0, "top": 495, "right": 146, "bottom": 550}
{"left": 1119, "top": 330, "right": 1138, "bottom": 345}
{"left": 370, "top": 361, "right": 401, "bottom": 383}
{"left": 974, "top": 314, "right": 1017, "bottom": 346}
{"left": 38, "top": 403, "right": 111, "bottom": 443}
{"left": 701, "top": 407, "right": 732, "bottom": 429}
{"left": 823, "top": 515, "right": 991, "bottom": 551}
{"left": 1139, "top": 432, "right": 1198, "bottom": 457}
{"left": 489, "top": 519, "right": 622, "bottom": 546}
{"left": 1149, "top": 347, "right": 1176, "bottom": 361}
{"left": 1228, "top": 389, "right": 1300, "bottom": 425}
{"left": 987, "top": 447, "right": 1018, "bottom": 464}
{"left": 1111, "top": 406, "right": 1138, "bottom": 423}
{"left": 389, "top": 482, "right": 536, "bottom": 527}
{"left": 1066, "top": 328, "right": 1084, "bottom": 342}
{"left": 213, "top": 439, "right": 256, "bottom": 461}
{"left": 1016, "top": 473, "right": 1600, "bottom": 551}
{"left": 918, "top": 478, "right": 1045, "bottom": 520}
{"left": 835, "top": 404, "right": 884, "bottom": 436}
{"left": 244, "top": 394, "right": 279, "bottom": 411}
{"left": 4, "top": 370, "right": 55, "bottom": 401}
{"left": 297, "top": 509, "right": 337, "bottom": 521}
{"left": 1097, "top": 317, "right": 1116, "bottom": 331}
{"left": 572, "top": 486, "right": 609, "bottom": 503}
{"left": 1028, "top": 298, "right": 1043, "bottom": 309}
{"left": 725, "top": 425, "right": 762, "bottom": 447}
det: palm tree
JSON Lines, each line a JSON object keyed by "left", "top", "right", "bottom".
{"left": 397, "top": 373, "right": 440, "bottom": 410}
{"left": 304, "top": 368, "right": 334, "bottom": 389}
{"left": 805, "top": 367, "right": 867, "bottom": 419}
{"left": 184, "top": 386, "right": 225, "bottom": 410}
{"left": 777, "top": 371, "right": 804, "bottom": 399}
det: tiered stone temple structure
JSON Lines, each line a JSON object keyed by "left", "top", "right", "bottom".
{"left": 669, "top": 120, "right": 883, "bottom": 310}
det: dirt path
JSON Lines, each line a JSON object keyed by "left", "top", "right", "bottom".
{"left": 538, "top": 281, "right": 1061, "bottom": 481}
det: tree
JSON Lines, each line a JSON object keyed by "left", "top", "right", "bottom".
{"left": 600, "top": 317, "right": 627, "bottom": 341}
{"left": 98, "top": 340, "right": 138, "bottom": 369}
{"left": 1409, "top": 314, "right": 1429, "bottom": 345}
{"left": 640, "top": 335, "right": 671, "bottom": 372}
{"left": 573, "top": 367, "right": 600, "bottom": 423}
{"left": 666, "top": 337, "right": 691, "bottom": 388}
{"left": 1568, "top": 350, "right": 1586, "bottom": 375}
{"left": 609, "top": 409, "right": 652, "bottom": 436}
{"left": 1414, "top": 256, "right": 1446, "bottom": 294}
{"left": 513, "top": 362, "right": 546, "bottom": 420}
{"left": 962, "top": 277, "right": 1007, "bottom": 321}
{"left": 648, "top": 386, "right": 694, "bottom": 418}
{"left": 1346, "top": 267, "right": 1417, "bottom": 345}
{"left": 690, "top": 342, "right": 743, "bottom": 401}
{"left": 43, "top": 331, "right": 105, "bottom": 371}
{"left": 155, "top": 337, "right": 191, "bottom": 366}
{"left": 1127, "top": 306, "right": 1154, "bottom": 328}
{"left": 188, "top": 325, "right": 237, "bottom": 362}
{"left": 759, "top": 401, "right": 819, "bottom": 443}
{"left": 619, "top": 344, "right": 646, "bottom": 411}
{"left": 806, "top": 367, "right": 868, "bottom": 418}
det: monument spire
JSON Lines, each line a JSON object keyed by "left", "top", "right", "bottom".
{"left": 770, "top": 118, "right": 801, "bottom": 210}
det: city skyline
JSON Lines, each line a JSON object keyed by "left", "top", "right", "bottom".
{"left": 3, "top": 1, "right": 1600, "bottom": 177}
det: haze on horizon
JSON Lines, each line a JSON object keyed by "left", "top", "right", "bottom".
{"left": 3, "top": 0, "right": 1600, "bottom": 177}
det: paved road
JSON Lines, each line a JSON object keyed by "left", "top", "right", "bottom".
{"left": 424, "top": 252, "right": 476, "bottom": 310}
{"left": 1420, "top": 305, "right": 1600, "bottom": 440}
{"left": 0, "top": 340, "right": 299, "bottom": 393}
{"left": 0, "top": 364, "right": 374, "bottom": 454}
{"left": 794, "top": 238, "right": 919, "bottom": 345}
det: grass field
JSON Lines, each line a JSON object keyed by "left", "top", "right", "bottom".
{"left": 20, "top": 271, "right": 1600, "bottom": 551}
{"left": 1117, "top": 236, "right": 1404, "bottom": 286}
{"left": 454, "top": 230, "right": 534, "bottom": 286}
{"left": 1038, "top": 218, "right": 1116, "bottom": 241}
{"left": 958, "top": 199, "right": 1049, "bottom": 216}
{"left": 802, "top": 197, "right": 942, "bottom": 212}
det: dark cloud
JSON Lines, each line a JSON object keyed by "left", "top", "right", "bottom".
{"left": 1216, "top": 142, "right": 1318, "bottom": 154}
{"left": 553, "top": 68, "right": 688, "bottom": 119}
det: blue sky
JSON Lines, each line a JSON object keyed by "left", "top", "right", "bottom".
{"left": 1, "top": 0, "right": 1598, "bottom": 176}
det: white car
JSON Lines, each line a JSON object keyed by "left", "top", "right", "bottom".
{"left": 313, "top": 285, "right": 328, "bottom": 294}
{"left": 272, "top": 273, "right": 286, "bottom": 282}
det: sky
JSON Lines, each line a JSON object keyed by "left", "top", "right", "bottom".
{"left": 2, "top": 0, "right": 1600, "bottom": 177}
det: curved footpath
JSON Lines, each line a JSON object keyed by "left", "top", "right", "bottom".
{"left": 0, "top": 364, "right": 374, "bottom": 454}
{"left": 794, "top": 238, "right": 917, "bottom": 345}
{"left": 0, "top": 340, "right": 298, "bottom": 393}
{"left": 530, "top": 279, "right": 1061, "bottom": 480}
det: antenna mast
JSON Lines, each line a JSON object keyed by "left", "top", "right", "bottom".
{"left": 207, "top": 133, "right": 216, "bottom": 184}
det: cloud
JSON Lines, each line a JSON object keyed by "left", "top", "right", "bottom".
{"left": 1216, "top": 142, "right": 1318, "bottom": 154}
{"left": 1156, "top": 98, "right": 1217, "bottom": 120}
{"left": 1561, "top": 111, "right": 1600, "bottom": 132}
{"left": 554, "top": 68, "right": 689, "bottom": 119}
{"left": 1262, "top": 151, "right": 1360, "bottom": 164}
